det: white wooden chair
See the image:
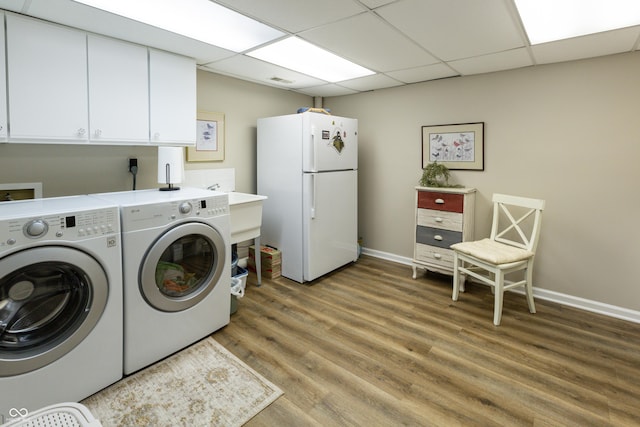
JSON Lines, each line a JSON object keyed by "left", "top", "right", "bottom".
{"left": 451, "top": 194, "right": 545, "bottom": 325}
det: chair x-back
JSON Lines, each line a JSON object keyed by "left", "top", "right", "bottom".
{"left": 451, "top": 194, "right": 545, "bottom": 325}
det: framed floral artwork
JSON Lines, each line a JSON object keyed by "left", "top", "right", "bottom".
{"left": 422, "top": 122, "right": 484, "bottom": 170}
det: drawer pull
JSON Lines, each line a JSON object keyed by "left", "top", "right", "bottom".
{"left": 435, "top": 217, "right": 443, "bottom": 223}
{"left": 434, "top": 235, "right": 443, "bottom": 241}
{"left": 435, "top": 198, "right": 445, "bottom": 204}
{"left": 433, "top": 253, "right": 442, "bottom": 259}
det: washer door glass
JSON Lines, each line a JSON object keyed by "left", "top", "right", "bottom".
{"left": 0, "top": 247, "right": 107, "bottom": 376}
{"left": 140, "top": 222, "right": 226, "bottom": 312}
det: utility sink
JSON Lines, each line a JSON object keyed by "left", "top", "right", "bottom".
{"left": 228, "top": 192, "right": 267, "bottom": 245}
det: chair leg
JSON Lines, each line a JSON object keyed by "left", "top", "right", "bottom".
{"left": 452, "top": 252, "right": 460, "bottom": 301}
{"left": 525, "top": 263, "right": 536, "bottom": 314}
{"left": 493, "top": 271, "right": 505, "bottom": 326}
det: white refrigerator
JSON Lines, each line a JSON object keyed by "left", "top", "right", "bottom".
{"left": 257, "top": 112, "right": 358, "bottom": 283}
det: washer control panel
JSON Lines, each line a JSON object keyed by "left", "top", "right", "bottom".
{"left": 119, "top": 195, "right": 229, "bottom": 232}
{"left": 1, "top": 207, "right": 119, "bottom": 248}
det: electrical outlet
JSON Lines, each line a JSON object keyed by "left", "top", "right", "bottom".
{"left": 128, "top": 158, "right": 138, "bottom": 173}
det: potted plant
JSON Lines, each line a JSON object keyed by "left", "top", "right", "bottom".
{"left": 419, "top": 161, "right": 460, "bottom": 188}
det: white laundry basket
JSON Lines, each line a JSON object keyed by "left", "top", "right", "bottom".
{"left": 0, "top": 402, "right": 102, "bottom": 427}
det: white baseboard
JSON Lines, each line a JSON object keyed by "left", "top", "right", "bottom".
{"left": 361, "top": 247, "right": 640, "bottom": 325}
{"left": 361, "top": 247, "right": 411, "bottom": 266}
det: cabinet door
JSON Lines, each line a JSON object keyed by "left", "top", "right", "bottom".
{"left": 6, "top": 14, "right": 88, "bottom": 142}
{"left": 0, "top": 12, "right": 7, "bottom": 141}
{"left": 149, "top": 49, "right": 196, "bottom": 146}
{"left": 88, "top": 35, "right": 149, "bottom": 144}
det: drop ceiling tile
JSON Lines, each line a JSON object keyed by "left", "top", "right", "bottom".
{"left": 338, "top": 74, "right": 404, "bottom": 92}
{"left": 448, "top": 48, "right": 533, "bottom": 76}
{"left": 200, "top": 55, "right": 326, "bottom": 89}
{"left": 0, "top": 0, "right": 26, "bottom": 12}
{"left": 215, "top": 0, "right": 367, "bottom": 33}
{"left": 301, "top": 12, "right": 439, "bottom": 72}
{"left": 532, "top": 27, "right": 640, "bottom": 64}
{"left": 386, "top": 63, "right": 458, "bottom": 84}
{"left": 24, "top": 0, "right": 236, "bottom": 63}
{"left": 377, "top": 0, "right": 524, "bottom": 61}
{"left": 295, "top": 84, "right": 359, "bottom": 97}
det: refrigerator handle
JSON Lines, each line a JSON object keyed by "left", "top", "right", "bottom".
{"left": 311, "top": 125, "right": 317, "bottom": 172}
{"left": 310, "top": 173, "right": 316, "bottom": 219}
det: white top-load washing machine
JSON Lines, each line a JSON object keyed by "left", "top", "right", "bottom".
{"left": 0, "top": 195, "right": 123, "bottom": 420}
{"left": 91, "top": 187, "right": 230, "bottom": 375}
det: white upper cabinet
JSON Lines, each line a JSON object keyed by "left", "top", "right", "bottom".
{"left": 149, "top": 49, "right": 196, "bottom": 146}
{"left": 4, "top": 13, "right": 196, "bottom": 146}
{"left": 0, "top": 12, "right": 7, "bottom": 141}
{"left": 6, "top": 14, "right": 89, "bottom": 142}
{"left": 88, "top": 35, "right": 149, "bottom": 144}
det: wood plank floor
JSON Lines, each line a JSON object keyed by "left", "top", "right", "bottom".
{"left": 213, "top": 255, "right": 640, "bottom": 426}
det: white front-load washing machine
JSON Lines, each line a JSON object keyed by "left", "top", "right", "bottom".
{"left": 0, "top": 195, "right": 123, "bottom": 420}
{"left": 91, "top": 187, "right": 230, "bottom": 375}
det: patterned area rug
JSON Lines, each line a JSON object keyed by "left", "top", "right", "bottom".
{"left": 82, "top": 337, "right": 282, "bottom": 426}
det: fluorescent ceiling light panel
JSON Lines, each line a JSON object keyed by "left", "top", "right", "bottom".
{"left": 515, "top": 0, "right": 640, "bottom": 44}
{"left": 247, "top": 37, "right": 375, "bottom": 83}
{"left": 72, "top": 0, "right": 284, "bottom": 52}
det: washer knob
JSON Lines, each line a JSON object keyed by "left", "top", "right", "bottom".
{"left": 179, "top": 202, "right": 192, "bottom": 214}
{"left": 24, "top": 219, "right": 48, "bottom": 238}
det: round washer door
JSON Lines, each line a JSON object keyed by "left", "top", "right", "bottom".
{"left": 139, "top": 221, "right": 226, "bottom": 312}
{"left": 0, "top": 246, "right": 108, "bottom": 376}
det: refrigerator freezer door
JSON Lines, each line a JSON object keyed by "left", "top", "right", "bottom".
{"left": 303, "top": 113, "right": 358, "bottom": 172}
{"left": 303, "top": 170, "right": 358, "bottom": 281}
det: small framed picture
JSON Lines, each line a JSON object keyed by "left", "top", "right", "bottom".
{"left": 187, "top": 111, "right": 225, "bottom": 162}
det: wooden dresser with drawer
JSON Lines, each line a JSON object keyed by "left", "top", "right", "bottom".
{"left": 412, "top": 186, "right": 476, "bottom": 279}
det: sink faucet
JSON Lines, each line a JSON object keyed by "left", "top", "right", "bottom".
{"left": 207, "top": 183, "right": 221, "bottom": 191}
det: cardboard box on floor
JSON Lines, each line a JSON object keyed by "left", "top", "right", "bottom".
{"left": 248, "top": 245, "right": 281, "bottom": 279}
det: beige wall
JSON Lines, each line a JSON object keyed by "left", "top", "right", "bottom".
{"left": 0, "top": 143, "right": 159, "bottom": 196}
{"left": 324, "top": 51, "right": 640, "bottom": 313}
{"left": 0, "top": 70, "right": 310, "bottom": 196}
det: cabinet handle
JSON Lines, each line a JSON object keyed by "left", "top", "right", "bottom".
{"left": 94, "top": 129, "right": 102, "bottom": 137}
{"left": 434, "top": 253, "right": 442, "bottom": 259}
{"left": 77, "top": 128, "right": 86, "bottom": 136}
{"left": 435, "top": 217, "right": 443, "bottom": 223}
{"left": 153, "top": 132, "right": 160, "bottom": 140}
{"left": 434, "top": 235, "right": 443, "bottom": 241}
{"left": 435, "top": 198, "right": 444, "bottom": 204}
